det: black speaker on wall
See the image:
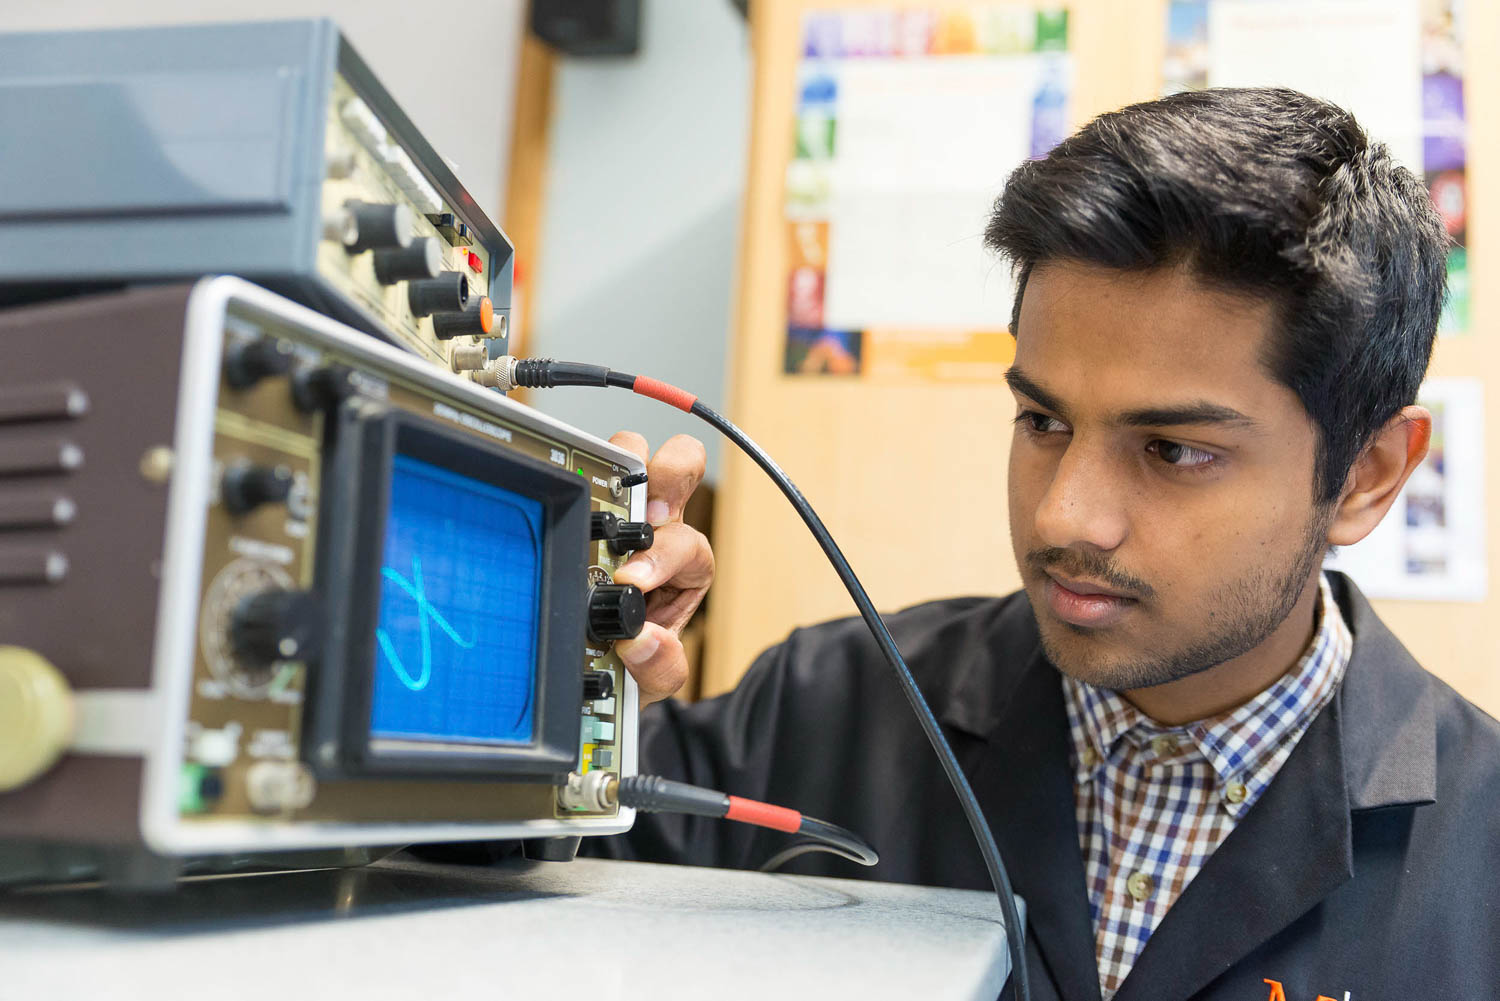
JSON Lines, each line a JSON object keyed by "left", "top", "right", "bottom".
{"left": 530, "top": 0, "right": 642, "bottom": 57}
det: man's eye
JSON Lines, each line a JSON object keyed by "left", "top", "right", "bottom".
{"left": 1147, "top": 439, "right": 1217, "bottom": 468}
{"left": 1016, "top": 411, "right": 1068, "bottom": 435}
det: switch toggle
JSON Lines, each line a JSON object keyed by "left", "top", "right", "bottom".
{"left": 590, "top": 512, "right": 654, "bottom": 557}
{"left": 372, "top": 238, "right": 442, "bottom": 285}
{"left": 587, "top": 584, "right": 646, "bottom": 643}
{"left": 222, "top": 462, "right": 293, "bottom": 516}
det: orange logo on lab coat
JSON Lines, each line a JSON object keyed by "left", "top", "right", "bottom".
{"left": 1264, "top": 980, "right": 1344, "bottom": 1001}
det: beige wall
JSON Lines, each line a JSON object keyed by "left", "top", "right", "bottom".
{"left": 705, "top": 0, "right": 1500, "bottom": 720}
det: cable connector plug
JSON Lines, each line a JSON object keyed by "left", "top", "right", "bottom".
{"left": 558, "top": 770, "right": 619, "bottom": 812}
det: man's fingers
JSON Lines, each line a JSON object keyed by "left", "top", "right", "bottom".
{"left": 616, "top": 622, "right": 689, "bottom": 707}
{"left": 609, "top": 430, "right": 650, "bottom": 465}
{"left": 645, "top": 434, "right": 707, "bottom": 525}
{"left": 614, "top": 523, "right": 714, "bottom": 593}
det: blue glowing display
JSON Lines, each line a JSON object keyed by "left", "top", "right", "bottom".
{"left": 369, "top": 455, "right": 543, "bottom": 746}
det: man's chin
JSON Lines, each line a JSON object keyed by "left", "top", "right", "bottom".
{"left": 1032, "top": 611, "right": 1177, "bottom": 691}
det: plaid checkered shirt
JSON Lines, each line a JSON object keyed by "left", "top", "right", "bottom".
{"left": 1061, "top": 573, "right": 1352, "bottom": 999}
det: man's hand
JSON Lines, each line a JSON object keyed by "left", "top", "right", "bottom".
{"left": 608, "top": 432, "right": 714, "bottom": 707}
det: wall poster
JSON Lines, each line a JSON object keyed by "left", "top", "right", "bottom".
{"left": 1163, "top": 0, "right": 1470, "bottom": 334}
{"left": 1324, "top": 378, "right": 1487, "bottom": 601}
{"left": 784, "top": 6, "right": 1072, "bottom": 380}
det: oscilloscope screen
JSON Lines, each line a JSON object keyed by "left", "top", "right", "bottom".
{"left": 305, "top": 403, "right": 590, "bottom": 781}
{"left": 369, "top": 456, "right": 544, "bottom": 746}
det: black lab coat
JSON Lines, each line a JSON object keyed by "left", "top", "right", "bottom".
{"left": 594, "top": 573, "right": 1500, "bottom": 1000}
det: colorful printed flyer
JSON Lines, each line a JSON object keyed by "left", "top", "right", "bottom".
{"left": 1324, "top": 378, "right": 1487, "bottom": 601}
{"left": 784, "top": 6, "right": 1072, "bottom": 380}
{"left": 1163, "top": 0, "right": 1470, "bottom": 335}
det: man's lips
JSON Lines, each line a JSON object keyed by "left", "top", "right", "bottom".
{"left": 1043, "top": 573, "right": 1137, "bottom": 627}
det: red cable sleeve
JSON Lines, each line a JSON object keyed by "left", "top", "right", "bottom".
{"left": 632, "top": 375, "right": 698, "bottom": 413}
{"left": 725, "top": 795, "right": 803, "bottom": 834}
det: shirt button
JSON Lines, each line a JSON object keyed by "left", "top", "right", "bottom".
{"left": 1081, "top": 746, "right": 1098, "bottom": 768}
{"left": 1224, "top": 780, "right": 1248, "bottom": 805}
{"left": 1126, "top": 871, "right": 1154, "bottom": 901}
{"left": 1150, "top": 735, "right": 1180, "bottom": 756}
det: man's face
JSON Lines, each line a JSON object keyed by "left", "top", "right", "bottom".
{"left": 1007, "top": 261, "right": 1332, "bottom": 690}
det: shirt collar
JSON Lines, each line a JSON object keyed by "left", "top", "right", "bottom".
{"left": 1062, "top": 574, "right": 1353, "bottom": 789}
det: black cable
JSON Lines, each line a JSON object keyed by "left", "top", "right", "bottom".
{"left": 687, "top": 396, "right": 1030, "bottom": 1001}
{"left": 758, "top": 842, "right": 869, "bottom": 873}
{"left": 514, "top": 361, "right": 1029, "bottom": 1000}
{"left": 615, "top": 774, "right": 878, "bottom": 868}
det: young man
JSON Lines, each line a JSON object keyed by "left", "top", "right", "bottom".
{"left": 597, "top": 88, "right": 1500, "bottom": 1000}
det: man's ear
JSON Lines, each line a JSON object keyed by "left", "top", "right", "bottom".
{"left": 1327, "top": 405, "right": 1433, "bottom": 547}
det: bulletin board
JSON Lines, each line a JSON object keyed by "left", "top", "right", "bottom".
{"left": 705, "top": 0, "right": 1500, "bottom": 720}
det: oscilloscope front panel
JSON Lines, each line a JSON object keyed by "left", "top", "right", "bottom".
{"left": 0, "top": 279, "right": 640, "bottom": 867}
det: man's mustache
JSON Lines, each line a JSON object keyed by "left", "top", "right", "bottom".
{"left": 1025, "top": 547, "right": 1155, "bottom": 600}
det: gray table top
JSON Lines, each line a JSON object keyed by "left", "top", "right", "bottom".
{"left": 0, "top": 856, "right": 1013, "bottom": 1001}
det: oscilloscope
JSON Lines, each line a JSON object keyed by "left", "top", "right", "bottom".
{"left": 0, "top": 20, "right": 514, "bottom": 374}
{"left": 0, "top": 278, "right": 648, "bottom": 885}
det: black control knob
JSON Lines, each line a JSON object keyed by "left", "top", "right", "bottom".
{"left": 290, "top": 363, "right": 357, "bottom": 413}
{"left": 222, "top": 462, "right": 293, "bottom": 516}
{"left": 582, "top": 670, "right": 615, "bottom": 702}
{"left": 432, "top": 295, "right": 495, "bottom": 340}
{"left": 408, "top": 271, "right": 470, "bottom": 317}
{"left": 373, "top": 238, "right": 442, "bottom": 286}
{"left": 230, "top": 589, "right": 319, "bottom": 666}
{"left": 344, "top": 200, "right": 414, "bottom": 254}
{"left": 223, "top": 337, "right": 294, "bottom": 390}
{"left": 587, "top": 584, "right": 646, "bottom": 643}
{"left": 590, "top": 512, "right": 655, "bottom": 557}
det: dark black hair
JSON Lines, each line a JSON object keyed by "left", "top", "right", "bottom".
{"left": 985, "top": 87, "right": 1448, "bottom": 502}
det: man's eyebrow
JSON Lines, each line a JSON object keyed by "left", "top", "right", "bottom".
{"left": 1117, "top": 403, "right": 1262, "bottom": 430}
{"left": 1005, "top": 366, "right": 1263, "bottom": 431}
{"left": 1004, "top": 367, "right": 1069, "bottom": 419}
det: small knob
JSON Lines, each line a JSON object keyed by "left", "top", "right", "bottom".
{"left": 290, "top": 363, "right": 357, "bottom": 413}
{"left": 587, "top": 584, "right": 646, "bottom": 643}
{"left": 345, "top": 200, "right": 414, "bottom": 254}
{"left": 223, "top": 337, "right": 294, "bottom": 390}
{"left": 0, "top": 646, "right": 74, "bottom": 792}
{"left": 408, "top": 271, "right": 469, "bottom": 317}
{"left": 432, "top": 296, "right": 494, "bottom": 340}
{"left": 590, "top": 512, "right": 655, "bottom": 557}
{"left": 581, "top": 669, "right": 615, "bottom": 702}
{"left": 230, "top": 589, "right": 319, "bottom": 667}
{"left": 222, "top": 462, "right": 293, "bottom": 516}
{"left": 373, "top": 238, "right": 442, "bottom": 286}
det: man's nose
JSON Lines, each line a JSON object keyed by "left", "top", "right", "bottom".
{"left": 1032, "top": 442, "right": 1129, "bottom": 554}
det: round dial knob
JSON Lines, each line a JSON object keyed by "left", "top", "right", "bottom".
{"left": 290, "top": 362, "right": 356, "bottom": 413}
{"left": 432, "top": 296, "right": 494, "bottom": 340}
{"left": 0, "top": 646, "right": 73, "bottom": 792}
{"left": 221, "top": 462, "right": 293, "bottom": 516}
{"left": 408, "top": 271, "right": 469, "bottom": 317}
{"left": 229, "top": 589, "right": 319, "bottom": 667}
{"left": 581, "top": 669, "right": 615, "bottom": 702}
{"left": 372, "top": 238, "right": 442, "bottom": 285}
{"left": 223, "top": 337, "right": 294, "bottom": 390}
{"left": 586, "top": 583, "right": 646, "bottom": 643}
{"left": 590, "top": 512, "right": 655, "bottom": 557}
{"left": 344, "top": 200, "right": 414, "bottom": 254}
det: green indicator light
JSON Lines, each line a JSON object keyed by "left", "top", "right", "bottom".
{"left": 577, "top": 468, "right": 585, "bottom": 476}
